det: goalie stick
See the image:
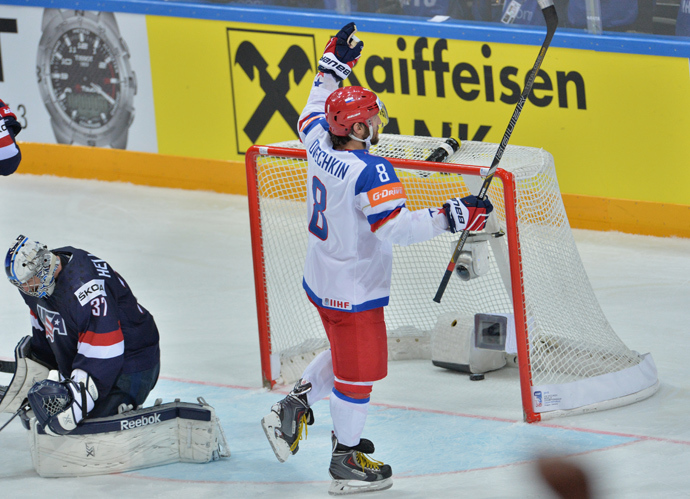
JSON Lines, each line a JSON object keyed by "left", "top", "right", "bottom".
{"left": 0, "top": 360, "right": 17, "bottom": 416}
{"left": 0, "top": 401, "right": 30, "bottom": 434}
{"left": 433, "top": 0, "right": 558, "bottom": 303}
{"left": 0, "top": 360, "right": 16, "bottom": 373}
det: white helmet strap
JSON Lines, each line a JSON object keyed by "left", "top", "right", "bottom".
{"left": 348, "top": 120, "right": 374, "bottom": 150}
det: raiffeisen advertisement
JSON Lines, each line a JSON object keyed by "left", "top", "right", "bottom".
{"left": 0, "top": 1, "right": 688, "bottom": 209}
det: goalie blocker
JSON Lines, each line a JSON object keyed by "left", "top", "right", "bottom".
{"left": 0, "top": 336, "right": 50, "bottom": 414}
{"left": 28, "top": 397, "right": 230, "bottom": 477}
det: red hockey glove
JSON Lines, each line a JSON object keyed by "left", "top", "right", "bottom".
{"left": 443, "top": 195, "right": 494, "bottom": 233}
{"left": 0, "top": 99, "right": 21, "bottom": 136}
{"left": 318, "top": 22, "right": 363, "bottom": 81}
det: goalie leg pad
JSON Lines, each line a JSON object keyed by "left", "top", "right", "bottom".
{"left": 0, "top": 336, "right": 50, "bottom": 414}
{"left": 29, "top": 397, "right": 230, "bottom": 477}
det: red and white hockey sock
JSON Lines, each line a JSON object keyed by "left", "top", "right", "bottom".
{"left": 330, "top": 387, "right": 370, "bottom": 448}
{"left": 301, "top": 349, "right": 334, "bottom": 406}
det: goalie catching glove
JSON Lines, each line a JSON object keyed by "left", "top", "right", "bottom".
{"left": 318, "top": 22, "right": 363, "bottom": 81}
{"left": 443, "top": 195, "right": 494, "bottom": 233}
{"left": 27, "top": 369, "right": 98, "bottom": 436}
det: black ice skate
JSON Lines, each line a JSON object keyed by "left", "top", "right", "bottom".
{"left": 328, "top": 432, "right": 393, "bottom": 495}
{"left": 261, "top": 378, "right": 314, "bottom": 463}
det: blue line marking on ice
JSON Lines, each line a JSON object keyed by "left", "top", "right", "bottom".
{"left": 130, "top": 378, "right": 637, "bottom": 483}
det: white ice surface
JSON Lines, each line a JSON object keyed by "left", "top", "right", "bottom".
{"left": 0, "top": 174, "right": 689, "bottom": 498}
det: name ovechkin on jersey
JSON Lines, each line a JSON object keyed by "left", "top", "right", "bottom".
{"left": 309, "top": 141, "right": 350, "bottom": 180}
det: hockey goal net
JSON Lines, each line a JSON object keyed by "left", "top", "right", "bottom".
{"left": 245, "top": 135, "right": 658, "bottom": 423}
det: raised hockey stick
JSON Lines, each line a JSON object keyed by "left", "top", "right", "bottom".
{"left": 433, "top": 1, "right": 558, "bottom": 303}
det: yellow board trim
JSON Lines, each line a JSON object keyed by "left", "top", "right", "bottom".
{"left": 562, "top": 194, "right": 690, "bottom": 239}
{"left": 16, "top": 143, "right": 690, "bottom": 238}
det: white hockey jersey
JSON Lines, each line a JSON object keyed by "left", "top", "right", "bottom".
{"left": 298, "top": 73, "right": 448, "bottom": 312}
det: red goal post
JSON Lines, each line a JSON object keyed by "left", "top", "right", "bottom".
{"left": 245, "top": 136, "right": 658, "bottom": 423}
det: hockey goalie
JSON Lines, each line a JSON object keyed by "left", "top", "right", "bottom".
{"left": 0, "top": 235, "right": 229, "bottom": 476}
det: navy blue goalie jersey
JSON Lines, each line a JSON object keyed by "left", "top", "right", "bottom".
{"left": 21, "top": 247, "right": 160, "bottom": 399}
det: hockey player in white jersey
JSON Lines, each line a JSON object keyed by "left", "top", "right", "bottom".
{"left": 261, "top": 22, "right": 493, "bottom": 495}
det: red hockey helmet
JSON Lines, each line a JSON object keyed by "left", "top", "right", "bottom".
{"left": 325, "top": 86, "right": 388, "bottom": 137}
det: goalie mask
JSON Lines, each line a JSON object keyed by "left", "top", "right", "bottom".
{"left": 325, "top": 86, "right": 388, "bottom": 148}
{"left": 5, "top": 235, "right": 60, "bottom": 298}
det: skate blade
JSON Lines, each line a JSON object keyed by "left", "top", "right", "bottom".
{"left": 328, "top": 477, "right": 393, "bottom": 495}
{"left": 261, "top": 411, "right": 291, "bottom": 463}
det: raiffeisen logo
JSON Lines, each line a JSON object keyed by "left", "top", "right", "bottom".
{"left": 346, "top": 37, "right": 587, "bottom": 141}
{"left": 358, "top": 39, "right": 586, "bottom": 110}
{"left": 228, "top": 28, "right": 317, "bottom": 153}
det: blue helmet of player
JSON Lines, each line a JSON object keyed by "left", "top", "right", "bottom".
{"left": 5, "top": 235, "right": 60, "bottom": 298}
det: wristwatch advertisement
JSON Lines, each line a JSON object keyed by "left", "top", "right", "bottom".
{"left": 36, "top": 9, "right": 137, "bottom": 149}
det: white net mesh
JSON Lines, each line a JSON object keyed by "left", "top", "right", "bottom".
{"left": 250, "top": 135, "right": 646, "bottom": 391}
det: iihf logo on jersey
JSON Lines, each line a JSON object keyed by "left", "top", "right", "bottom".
{"left": 323, "top": 297, "right": 352, "bottom": 310}
{"left": 533, "top": 390, "right": 543, "bottom": 408}
{"left": 228, "top": 28, "right": 316, "bottom": 153}
{"left": 36, "top": 304, "right": 66, "bottom": 342}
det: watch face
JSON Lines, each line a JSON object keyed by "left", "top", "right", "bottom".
{"left": 48, "top": 27, "right": 121, "bottom": 129}
{"left": 37, "top": 10, "right": 136, "bottom": 148}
